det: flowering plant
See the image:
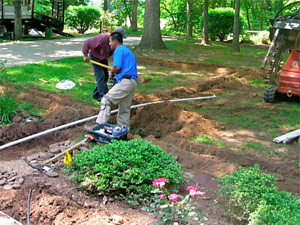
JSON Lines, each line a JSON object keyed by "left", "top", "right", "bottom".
{"left": 143, "top": 178, "right": 207, "bottom": 224}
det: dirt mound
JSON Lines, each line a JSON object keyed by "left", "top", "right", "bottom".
{"left": 0, "top": 106, "right": 94, "bottom": 145}
{"left": 0, "top": 88, "right": 98, "bottom": 160}
{"left": 0, "top": 189, "right": 153, "bottom": 225}
{"left": 131, "top": 102, "right": 218, "bottom": 139}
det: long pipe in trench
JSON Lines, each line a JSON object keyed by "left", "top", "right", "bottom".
{"left": 0, "top": 95, "right": 216, "bottom": 151}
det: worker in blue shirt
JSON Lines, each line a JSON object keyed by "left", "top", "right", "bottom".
{"left": 94, "top": 32, "right": 144, "bottom": 129}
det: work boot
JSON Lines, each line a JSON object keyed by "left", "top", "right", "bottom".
{"left": 84, "top": 123, "right": 100, "bottom": 132}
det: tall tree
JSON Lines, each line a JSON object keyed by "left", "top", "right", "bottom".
{"left": 104, "top": 0, "right": 109, "bottom": 11}
{"left": 131, "top": 0, "right": 138, "bottom": 32}
{"left": 14, "top": 0, "right": 22, "bottom": 40}
{"left": 232, "top": 0, "right": 240, "bottom": 52}
{"left": 201, "top": 0, "right": 209, "bottom": 45}
{"left": 186, "top": 0, "right": 192, "bottom": 38}
{"left": 140, "top": 0, "right": 165, "bottom": 49}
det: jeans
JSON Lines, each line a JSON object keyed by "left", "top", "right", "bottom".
{"left": 89, "top": 55, "right": 109, "bottom": 101}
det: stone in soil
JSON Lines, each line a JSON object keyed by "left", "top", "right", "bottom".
{"left": 49, "top": 143, "right": 64, "bottom": 154}
{"left": 0, "top": 169, "right": 7, "bottom": 174}
{"left": 7, "top": 176, "right": 17, "bottom": 182}
{"left": 27, "top": 153, "right": 39, "bottom": 161}
{"left": 12, "top": 184, "right": 21, "bottom": 189}
{"left": 0, "top": 179, "right": 6, "bottom": 185}
{"left": 32, "top": 177, "right": 46, "bottom": 185}
{"left": 46, "top": 172, "right": 59, "bottom": 178}
{"left": 18, "top": 177, "right": 25, "bottom": 185}
{"left": 12, "top": 116, "right": 22, "bottom": 123}
{"left": 3, "top": 184, "right": 13, "bottom": 190}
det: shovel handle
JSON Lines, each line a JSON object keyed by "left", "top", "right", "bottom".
{"left": 44, "top": 135, "right": 93, "bottom": 164}
{"left": 90, "top": 60, "right": 113, "bottom": 70}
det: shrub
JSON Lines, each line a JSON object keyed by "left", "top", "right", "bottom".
{"left": 200, "top": 7, "right": 246, "bottom": 42}
{"left": 248, "top": 191, "right": 300, "bottom": 225}
{"left": 0, "top": 89, "right": 19, "bottom": 124}
{"left": 65, "top": 6, "right": 101, "bottom": 34}
{"left": 65, "top": 139, "right": 183, "bottom": 205}
{"left": 216, "top": 165, "right": 277, "bottom": 222}
{"left": 216, "top": 165, "right": 300, "bottom": 224}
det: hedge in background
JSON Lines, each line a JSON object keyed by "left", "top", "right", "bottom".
{"left": 216, "top": 165, "right": 300, "bottom": 225}
{"left": 200, "top": 7, "right": 246, "bottom": 42}
{"left": 65, "top": 139, "right": 183, "bottom": 205}
{"left": 65, "top": 6, "right": 101, "bottom": 34}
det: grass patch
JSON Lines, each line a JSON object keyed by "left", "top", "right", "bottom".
{"left": 189, "top": 134, "right": 225, "bottom": 147}
{"left": 1, "top": 57, "right": 204, "bottom": 103}
{"left": 132, "top": 40, "right": 269, "bottom": 69}
{"left": 0, "top": 90, "right": 19, "bottom": 123}
{"left": 242, "top": 141, "right": 263, "bottom": 151}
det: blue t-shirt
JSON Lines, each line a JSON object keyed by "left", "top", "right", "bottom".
{"left": 113, "top": 45, "right": 138, "bottom": 83}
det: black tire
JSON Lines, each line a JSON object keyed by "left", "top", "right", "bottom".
{"left": 264, "top": 86, "right": 279, "bottom": 103}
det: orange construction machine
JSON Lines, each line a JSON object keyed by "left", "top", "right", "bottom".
{"left": 262, "top": 2, "right": 300, "bottom": 102}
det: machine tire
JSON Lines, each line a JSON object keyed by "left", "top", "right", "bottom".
{"left": 0, "top": 25, "right": 7, "bottom": 37}
{"left": 264, "top": 86, "right": 279, "bottom": 103}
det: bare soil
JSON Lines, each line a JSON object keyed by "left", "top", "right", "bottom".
{"left": 0, "top": 58, "right": 299, "bottom": 224}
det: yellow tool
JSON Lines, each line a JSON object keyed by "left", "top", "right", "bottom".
{"left": 90, "top": 59, "right": 113, "bottom": 70}
{"left": 64, "top": 150, "right": 72, "bottom": 166}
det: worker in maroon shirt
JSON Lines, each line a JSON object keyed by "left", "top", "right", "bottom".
{"left": 82, "top": 27, "right": 127, "bottom": 101}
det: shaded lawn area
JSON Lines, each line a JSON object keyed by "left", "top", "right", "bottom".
{"left": 131, "top": 40, "right": 286, "bottom": 69}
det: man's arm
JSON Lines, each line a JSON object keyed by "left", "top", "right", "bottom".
{"left": 111, "top": 67, "right": 121, "bottom": 74}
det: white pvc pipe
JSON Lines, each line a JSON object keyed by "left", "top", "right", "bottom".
{"left": 0, "top": 95, "right": 216, "bottom": 151}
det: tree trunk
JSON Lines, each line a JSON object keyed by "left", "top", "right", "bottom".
{"left": 201, "top": 0, "right": 209, "bottom": 45}
{"left": 186, "top": 0, "right": 192, "bottom": 38}
{"left": 243, "top": 0, "right": 251, "bottom": 30}
{"left": 103, "top": 0, "right": 108, "bottom": 11}
{"left": 14, "top": 0, "right": 22, "bottom": 40}
{"left": 140, "top": 0, "right": 165, "bottom": 49}
{"left": 131, "top": 0, "right": 138, "bottom": 32}
{"left": 260, "top": 0, "right": 264, "bottom": 30}
{"left": 232, "top": 0, "right": 240, "bottom": 52}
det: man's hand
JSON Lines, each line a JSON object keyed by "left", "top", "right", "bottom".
{"left": 138, "top": 76, "right": 145, "bottom": 84}
{"left": 83, "top": 56, "right": 90, "bottom": 62}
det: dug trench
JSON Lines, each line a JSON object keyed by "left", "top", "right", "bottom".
{"left": 0, "top": 60, "right": 299, "bottom": 224}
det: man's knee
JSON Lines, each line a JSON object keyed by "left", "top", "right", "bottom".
{"left": 100, "top": 96, "right": 111, "bottom": 111}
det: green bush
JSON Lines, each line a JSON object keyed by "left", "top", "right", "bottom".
{"left": 0, "top": 89, "right": 19, "bottom": 124}
{"left": 200, "top": 7, "right": 246, "bottom": 42}
{"left": 65, "top": 139, "right": 183, "bottom": 205}
{"left": 216, "top": 165, "right": 277, "bottom": 222}
{"left": 65, "top": 6, "right": 101, "bottom": 34}
{"left": 248, "top": 192, "right": 300, "bottom": 225}
{"left": 216, "top": 165, "right": 300, "bottom": 224}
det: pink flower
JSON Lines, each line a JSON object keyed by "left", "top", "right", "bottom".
{"left": 173, "top": 223, "right": 179, "bottom": 225}
{"left": 186, "top": 185, "right": 199, "bottom": 197}
{"left": 168, "top": 193, "right": 178, "bottom": 202}
{"left": 195, "top": 191, "right": 205, "bottom": 197}
{"left": 186, "top": 185, "right": 198, "bottom": 191}
{"left": 152, "top": 178, "right": 166, "bottom": 188}
{"left": 158, "top": 194, "right": 166, "bottom": 199}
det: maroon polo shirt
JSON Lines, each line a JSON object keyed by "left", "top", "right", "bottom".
{"left": 82, "top": 33, "right": 113, "bottom": 60}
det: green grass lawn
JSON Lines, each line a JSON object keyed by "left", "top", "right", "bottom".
{"left": 0, "top": 57, "right": 204, "bottom": 105}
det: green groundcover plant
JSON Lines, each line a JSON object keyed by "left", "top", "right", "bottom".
{"left": 216, "top": 165, "right": 300, "bottom": 225}
{"left": 65, "top": 139, "right": 183, "bottom": 205}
